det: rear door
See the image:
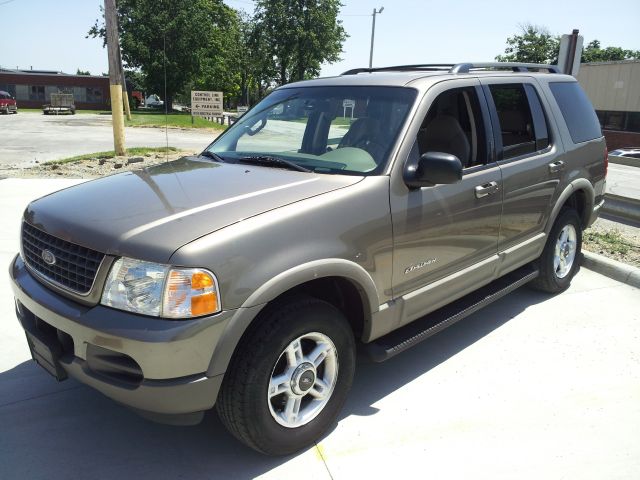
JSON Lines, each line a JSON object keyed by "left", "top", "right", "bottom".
{"left": 480, "top": 78, "right": 561, "bottom": 266}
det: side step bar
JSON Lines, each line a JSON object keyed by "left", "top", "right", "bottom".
{"left": 365, "top": 264, "right": 539, "bottom": 362}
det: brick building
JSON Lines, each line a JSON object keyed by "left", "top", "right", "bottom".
{"left": 0, "top": 68, "right": 110, "bottom": 110}
{"left": 576, "top": 60, "right": 640, "bottom": 150}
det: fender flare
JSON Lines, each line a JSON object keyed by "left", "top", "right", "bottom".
{"left": 545, "top": 179, "right": 595, "bottom": 235}
{"left": 206, "top": 259, "right": 380, "bottom": 377}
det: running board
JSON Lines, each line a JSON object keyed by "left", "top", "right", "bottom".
{"left": 365, "top": 264, "right": 539, "bottom": 362}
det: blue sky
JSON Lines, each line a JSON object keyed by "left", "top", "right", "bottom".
{"left": 0, "top": 0, "right": 638, "bottom": 77}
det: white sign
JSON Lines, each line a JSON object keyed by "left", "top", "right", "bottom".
{"left": 343, "top": 99, "right": 355, "bottom": 119}
{"left": 191, "top": 90, "right": 223, "bottom": 117}
{"left": 237, "top": 106, "right": 249, "bottom": 114}
{"left": 557, "top": 34, "right": 584, "bottom": 76}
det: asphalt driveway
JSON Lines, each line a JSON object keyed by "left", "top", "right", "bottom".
{"left": 1, "top": 179, "right": 639, "bottom": 479}
{"left": 0, "top": 112, "right": 216, "bottom": 167}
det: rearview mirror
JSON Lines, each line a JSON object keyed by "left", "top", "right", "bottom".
{"left": 404, "top": 152, "right": 463, "bottom": 189}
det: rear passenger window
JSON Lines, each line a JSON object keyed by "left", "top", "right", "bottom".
{"left": 488, "top": 84, "right": 537, "bottom": 159}
{"left": 417, "top": 87, "right": 487, "bottom": 169}
{"left": 549, "top": 82, "right": 602, "bottom": 144}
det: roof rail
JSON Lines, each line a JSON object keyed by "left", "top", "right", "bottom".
{"left": 341, "top": 64, "right": 455, "bottom": 75}
{"left": 450, "top": 62, "right": 561, "bottom": 73}
{"left": 341, "top": 62, "right": 561, "bottom": 76}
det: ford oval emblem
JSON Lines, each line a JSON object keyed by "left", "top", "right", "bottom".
{"left": 41, "top": 249, "right": 56, "bottom": 266}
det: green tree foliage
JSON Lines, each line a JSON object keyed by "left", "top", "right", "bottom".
{"left": 88, "top": 0, "right": 237, "bottom": 110}
{"left": 581, "top": 40, "right": 640, "bottom": 63}
{"left": 495, "top": 24, "right": 560, "bottom": 64}
{"left": 252, "top": 0, "right": 347, "bottom": 85}
{"left": 76, "top": 69, "right": 91, "bottom": 75}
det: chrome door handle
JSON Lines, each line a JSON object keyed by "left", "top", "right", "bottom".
{"left": 474, "top": 181, "right": 499, "bottom": 198}
{"left": 548, "top": 160, "right": 565, "bottom": 173}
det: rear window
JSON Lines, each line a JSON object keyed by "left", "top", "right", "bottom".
{"left": 549, "top": 82, "right": 601, "bottom": 144}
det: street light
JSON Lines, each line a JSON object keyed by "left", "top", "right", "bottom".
{"left": 369, "top": 6, "right": 384, "bottom": 68}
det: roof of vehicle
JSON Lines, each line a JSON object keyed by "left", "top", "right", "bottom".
{"left": 281, "top": 62, "right": 573, "bottom": 89}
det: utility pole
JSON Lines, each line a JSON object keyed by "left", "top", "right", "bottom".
{"left": 118, "top": 45, "right": 132, "bottom": 120}
{"left": 104, "top": 0, "right": 126, "bottom": 155}
{"left": 369, "top": 6, "right": 384, "bottom": 68}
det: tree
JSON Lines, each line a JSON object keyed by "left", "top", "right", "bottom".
{"left": 88, "top": 0, "right": 238, "bottom": 111}
{"left": 496, "top": 24, "right": 559, "bottom": 64}
{"left": 582, "top": 40, "right": 640, "bottom": 63}
{"left": 76, "top": 69, "right": 91, "bottom": 75}
{"left": 252, "top": 0, "right": 347, "bottom": 85}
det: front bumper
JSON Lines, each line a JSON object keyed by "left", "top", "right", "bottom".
{"left": 9, "top": 254, "right": 233, "bottom": 419}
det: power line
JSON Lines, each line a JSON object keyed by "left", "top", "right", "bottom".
{"left": 0, "top": 0, "right": 18, "bottom": 6}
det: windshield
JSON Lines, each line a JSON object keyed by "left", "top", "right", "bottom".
{"left": 206, "top": 86, "right": 417, "bottom": 175}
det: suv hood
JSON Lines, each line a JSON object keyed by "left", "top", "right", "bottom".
{"left": 25, "top": 157, "right": 363, "bottom": 263}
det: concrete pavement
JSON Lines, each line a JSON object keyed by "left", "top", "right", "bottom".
{"left": 0, "top": 179, "right": 639, "bottom": 479}
{"left": 607, "top": 163, "right": 640, "bottom": 200}
{"left": 0, "top": 112, "right": 216, "bottom": 167}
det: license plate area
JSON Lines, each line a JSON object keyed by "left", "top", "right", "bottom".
{"left": 25, "top": 329, "right": 68, "bottom": 381}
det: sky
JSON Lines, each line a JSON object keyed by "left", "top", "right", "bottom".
{"left": 0, "top": 0, "right": 638, "bottom": 78}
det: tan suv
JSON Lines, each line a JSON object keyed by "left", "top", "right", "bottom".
{"left": 9, "top": 62, "right": 606, "bottom": 455}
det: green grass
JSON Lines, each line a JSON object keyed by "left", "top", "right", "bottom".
{"left": 125, "top": 112, "right": 226, "bottom": 130}
{"left": 46, "top": 146, "right": 179, "bottom": 165}
{"left": 18, "top": 108, "right": 226, "bottom": 129}
{"left": 583, "top": 230, "right": 635, "bottom": 255}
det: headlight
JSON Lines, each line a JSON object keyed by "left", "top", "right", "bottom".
{"left": 101, "top": 257, "right": 220, "bottom": 318}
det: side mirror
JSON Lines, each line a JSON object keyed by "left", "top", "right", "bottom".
{"left": 404, "top": 151, "right": 462, "bottom": 189}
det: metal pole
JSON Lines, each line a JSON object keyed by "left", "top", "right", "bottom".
{"left": 369, "top": 7, "right": 384, "bottom": 68}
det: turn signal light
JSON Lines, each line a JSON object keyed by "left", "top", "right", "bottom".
{"left": 163, "top": 268, "right": 220, "bottom": 318}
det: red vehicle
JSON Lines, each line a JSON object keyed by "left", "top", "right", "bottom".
{"left": 0, "top": 90, "right": 17, "bottom": 114}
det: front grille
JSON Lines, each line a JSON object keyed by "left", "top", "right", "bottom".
{"left": 22, "top": 222, "right": 105, "bottom": 295}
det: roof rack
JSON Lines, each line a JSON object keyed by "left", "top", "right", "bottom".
{"left": 341, "top": 62, "right": 561, "bottom": 76}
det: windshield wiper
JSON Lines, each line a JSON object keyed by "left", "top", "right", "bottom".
{"left": 199, "top": 150, "right": 226, "bottom": 162}
{"left": 237, "top": 155, "right": 312, "bottom": 173}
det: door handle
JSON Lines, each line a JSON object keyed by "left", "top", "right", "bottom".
{"left": 474, "top": 181, "right": 499, "bottom": 198}
{"left": 548, "top": 160, "right": 565, "bottom": 173}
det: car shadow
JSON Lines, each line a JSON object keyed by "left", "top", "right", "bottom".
{"left": 0, "top": 286, "right": 552, "bottom": 479}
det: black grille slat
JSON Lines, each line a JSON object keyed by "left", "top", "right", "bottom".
{"left": 22, "top": 223, "right": 105, "bottom": 294}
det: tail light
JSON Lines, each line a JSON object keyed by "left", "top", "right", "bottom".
{"left": 604, "top": 144, "right": 608, "bottom": 177}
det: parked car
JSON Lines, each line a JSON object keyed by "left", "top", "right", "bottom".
{"left": 145, "top": 94, "right": 164, "bottom": 108}
{"left": 0, "top": 90, "right": 17, "bottom": 114}
{"left": 609, "top": 147, "right": 640, "bottom": 159}
{"left": 10, "top": 62, "right": 606, "bottom": 456}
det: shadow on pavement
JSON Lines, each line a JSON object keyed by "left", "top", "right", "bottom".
{"left": 0, "top": 286, "right": 551, "bottom": 479}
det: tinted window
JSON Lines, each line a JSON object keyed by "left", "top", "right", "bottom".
{"left": 549, "top": 82, "right": 601, "bottom": 143}
{"left": 489, "top": 84, "right": 536, "bottom": 159}
{"left": 417, "top": 87, "right": 487, "bottom": 168}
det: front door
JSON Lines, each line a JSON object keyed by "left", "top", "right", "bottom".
{"left": 389, "top": 79, "right": 502, "bottom": 325}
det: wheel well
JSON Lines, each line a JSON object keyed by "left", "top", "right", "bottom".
{"left": 275, "top": 277, "right": 367, "bottom": 340}
{"left": 563, "top": 189, "right": 588, "bottom": 228}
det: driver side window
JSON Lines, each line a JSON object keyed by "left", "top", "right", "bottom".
{"left": 417, "top": 87, "right": 487, "bottom": 169}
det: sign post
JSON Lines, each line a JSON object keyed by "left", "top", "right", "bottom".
{"left": 343, "top": 99, "right": 355, "bottom": 119}
{"left": 191, "top": 90, "right": 224, "bottom": 123}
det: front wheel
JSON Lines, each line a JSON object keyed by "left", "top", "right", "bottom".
{"left": 217, "top": 296, "right": 355, "bottom": 455}
{"left": 530, "top": 208, "right": 582, "bottom": 293}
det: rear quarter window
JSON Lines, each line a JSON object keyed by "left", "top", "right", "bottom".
{"left": 549, "top": 82, "right": 602, "bottom": 144}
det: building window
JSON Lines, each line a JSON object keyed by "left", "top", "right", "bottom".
{"left": 0, "top": 84, "right": 16, "bottom": 97}
{"left": 596, "top": 110, "right": 640, "bottom": 134}
{"left": 29, "top": 85, "right": 45, "bottom": 101}
{"left": 86, "top": 87, "right": 103, "bottom": 103}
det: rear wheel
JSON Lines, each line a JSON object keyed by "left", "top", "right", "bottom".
{"left": 217, "top": 296, "right": 355, "bottom": 455}
{"left": 530, "top": 208, "right": 582, "bottom": 293}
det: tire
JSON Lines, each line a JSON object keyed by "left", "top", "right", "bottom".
{"left": 530, "top": 208, "right": 582, "bottom": 293}
{"left": 217, "top": 296, "right": 356, "bottom": 455}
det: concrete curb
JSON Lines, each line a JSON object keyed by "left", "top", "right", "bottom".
{"left": 582, "top": 250, "right": 640, "bottom": 288}
{"left": 609, "top": 156, "right": 639, "bottom": 168}
{"left": 602, "top": 193, "right": 640, "bottom": 223}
